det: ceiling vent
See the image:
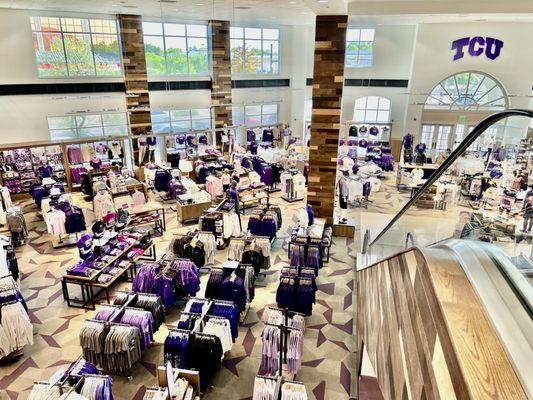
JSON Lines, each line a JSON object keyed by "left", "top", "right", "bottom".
{"left": 159, "top": 0, "right": 178, "bottom": 3}
{"left": 235, "top": 6, "right": 251, "bottom": 9}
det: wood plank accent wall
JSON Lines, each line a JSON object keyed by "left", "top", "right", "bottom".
{"left": 209, "top": 20, "right": 233, "bottom": 135}
{"left": 357, "top": 247, "right": 527, "bottom": 400}
{"left": 118, "top": 14, "right": 152, "bottom": 164}
{"left": 307, "top": 16, "right": 347, "bottom": 224}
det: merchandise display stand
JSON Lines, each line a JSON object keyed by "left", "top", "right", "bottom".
{"left": 287, "top": 218, "right": 328, "bottom": 262}
{"left": 176, "top": 200, "right": 212, "bottom": 223}
{"left": 129, "top": 203, "right": 167, "bottom": 234}
{"left": 61, "top": 230, "right": 157, "bottom": 310}
{"left": 396, "top": 161, "right": 439, "bottom": 190}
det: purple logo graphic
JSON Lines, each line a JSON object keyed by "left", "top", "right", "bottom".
{"left": 452, "top": 37, "right": 504, "bottom": 61}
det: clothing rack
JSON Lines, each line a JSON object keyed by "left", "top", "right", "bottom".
{"left": 0, "top": 273, "right": 32, "bottom": 363}
{"left": 265, "top": 321, "right": 302, "bottom": 379}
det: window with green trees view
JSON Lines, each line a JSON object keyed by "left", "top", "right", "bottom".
{"left": 31, "top": 16, "right": 122, "bottom": 77}
{"left": 230, "top": 27, "right": 279, "bottom": 74}
{"left": 346, "top": 28, "right": 374, "bottom": 68}
{"left": 143, "top": 22, "right": 209, "bottom": 76}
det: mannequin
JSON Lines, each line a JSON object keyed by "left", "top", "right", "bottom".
{"left": 221, "top": 124, "right": 230, "bottom": 155}
{"left": 227, "top": 180, "right": 242, "bottom": 230}
{"left": 402, "top": 133, "right": 414, "bottom": 163}
{"left": 336, "top": 171, "right": 349, "bottom": 223}
{"left": 414, "top": 143, "right": 427, "bottom": 164}
{"left": 221, "top": 169, "right": 231, "bottom": 193}
{"left": 146, "top": 135, "right": 157, "bottom": 163}
{"left": 138, "top": 132, "right": 148, "bottom": 165}
{"left": 521, "top": 186, "right": 533, "bottom": 232}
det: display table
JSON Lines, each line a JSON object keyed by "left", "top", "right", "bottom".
{"left": 61, "top": 229, "right": 157, "bottom": 310}
{"left": 333, "top": 216, "right": 356, "bottom": 238}
{"left": 129, "top": 202, "right": 166, "bottom": 234}
{"left": 239, "top": 185, "right": 267, "bottom": 214}
{"left": 396, "top": 161, "right": 439, "bottom": 189}
{"left": 176, "top": 200, "right": 212, "bottom": 223}
{"left": 287, "top": 218, "right": 329, "bottom": 260}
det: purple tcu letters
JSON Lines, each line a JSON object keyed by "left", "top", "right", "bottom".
{"left": 451, "top": 36, "right": 504, "bottom": 61}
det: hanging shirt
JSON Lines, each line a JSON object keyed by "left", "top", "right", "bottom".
{"left": 109, "top": 141, "right": 123, "bottom": 158}
{"left": 45, "top": 210, "right": 66, "bottom": 236}
{"left": 348, "top": 179, "right": 363, "bottom": 200}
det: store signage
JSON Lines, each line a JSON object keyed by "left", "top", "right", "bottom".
{"left": 451, "top": 36, "right": 504, "bottom": 61}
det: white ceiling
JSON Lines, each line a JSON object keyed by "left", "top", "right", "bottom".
{"left": 0, "top": 0, "right": 347, "bottom": 25}
{"left": 1, "top": 0, "right": 533, "bottom": 25}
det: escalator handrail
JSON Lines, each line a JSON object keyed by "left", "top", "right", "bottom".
{"left": 370, "top": 109, "right": 533, "bottom": 248}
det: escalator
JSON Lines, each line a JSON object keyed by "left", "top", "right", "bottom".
{"left": 357, "top": 110, "right": 533, "bottom": 399}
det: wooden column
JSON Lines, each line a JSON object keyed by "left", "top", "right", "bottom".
{"left": 209, "top": 20, "right": 233, "bottom": 144}
{"left": 307, "top": 15, "right": 347, "bottom": 224}
{"left": 118, "top": 14, "right": 152, "bottom": 165}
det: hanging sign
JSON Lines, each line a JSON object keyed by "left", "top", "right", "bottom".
{"left": 451, "top": 36, "right": 504, "bottom": 61}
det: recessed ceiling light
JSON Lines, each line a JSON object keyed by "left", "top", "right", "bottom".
{"left": 288, "top": 1, "right": 296, "bottom": 3}
{"left": 196, "top": 2, "right": 204, "bottom": 4}
{"left": 318, "top": 0, "right": 328, "bottom": 3}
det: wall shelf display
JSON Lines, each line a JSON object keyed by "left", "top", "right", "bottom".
{"left": 344, "top": 121, "right": 392, "bottom": 143}
{"left": 0, "top": 146, "right": 66, "bottom": 195}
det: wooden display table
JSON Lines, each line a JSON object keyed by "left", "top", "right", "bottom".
{"left": 61, "top": 229, "right": 157, "bottom": 310}
{"left": 333, "top": 216, "right": 356, "bottom": 238}
{"left": 396, "top": 161, "right": 439, "bottom": 190}
{"left": 129, "top": 202, "right": 166, "bottom": 234}
{"left": 176, "top": 200, "right": 212, "bottom": 223}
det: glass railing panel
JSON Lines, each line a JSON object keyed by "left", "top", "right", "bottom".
{"left": 367, "top": 111, "right": 533, "bottom": 297}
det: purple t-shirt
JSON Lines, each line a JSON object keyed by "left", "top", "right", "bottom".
{"left": 403, "top": 134, "right": 413, "bottom": 150}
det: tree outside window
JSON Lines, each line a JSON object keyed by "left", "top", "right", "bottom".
{"left": 143, "top": 22, "right": 209, "bottom": 76}
{"left": 346, "top": 28, "right": 374, "bottom": 68}
{"left": 31, "top": 16, "right": 121, "bottom": 78}
{"left": 230, "top": 27, "right": 279, "bottom": 74}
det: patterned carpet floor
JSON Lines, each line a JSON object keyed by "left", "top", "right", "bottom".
{"left": 0, "top": 189, "right": 358, "bottom": 400}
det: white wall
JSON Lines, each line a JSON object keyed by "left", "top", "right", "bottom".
{"left": 0, "top": 93, "right": 126, "bottom": 143}
{"left": 341, "top": 87, "right": 409, "bottom": 139}
{"left": 340, "top": 25, "right": 416, "bottom": 139}
{"left": 344, "top": 25, "right": 415, "bottom": 80}
{"left": 406, "top": 22, "right": 533, "bottom": 139}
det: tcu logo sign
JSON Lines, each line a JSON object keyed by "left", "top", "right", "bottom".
{"left": 451, "top": 37, "right": 504, "bottom": 61}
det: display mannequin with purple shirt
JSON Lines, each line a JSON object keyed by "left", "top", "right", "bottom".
{"left": 402, "top": 133, "right": 414, "bottom": 163}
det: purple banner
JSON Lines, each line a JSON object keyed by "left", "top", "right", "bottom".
{"left": 452, "top": 36, "right": 503, "bottom": 61}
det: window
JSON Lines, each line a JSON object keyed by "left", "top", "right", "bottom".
{"left": 346, "top": 28, "right": 374, "bottom": 68}
{"left": 466, "top": 126, "right": 480, "bottom": 151}
{"left": 48, "top": 112, "right": 129, "bottom": 140}
{"left": 353, "top": 96, "right": 391, "bottom": 123}
{"left": 454, "top": 124, "right": 465, "bottom": 149}
{"left": 425, "top": 71, "right": 508, "bottom": 111}
{"left": 143, "top": 22, "right": 208, "bottom": 76}
{"left": 436, "top": 126, "right": 452, "bottom": 151}
{"left": 304, "top": 99, "right": 313, "bottom": 122}
{"left": 421, "top": 125, "right": 435, "bottom": 147}
{"left": 232, "top": 104, "right": 279, "bottom": 126}
{"left": 31, "top": 16, "right": 121, "bottom": 78}
{"left": 230, "top": 27, "right": 279, "bottom": 74}
{"left": 150, "top": 109, "right": 212, "bottom": 133}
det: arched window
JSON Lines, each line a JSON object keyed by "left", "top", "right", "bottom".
{"left": 353, "top": 96, "right": 391, "bottom": 123}
{"left": 425, "top": 71, "right": 508, "bottom": 111}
